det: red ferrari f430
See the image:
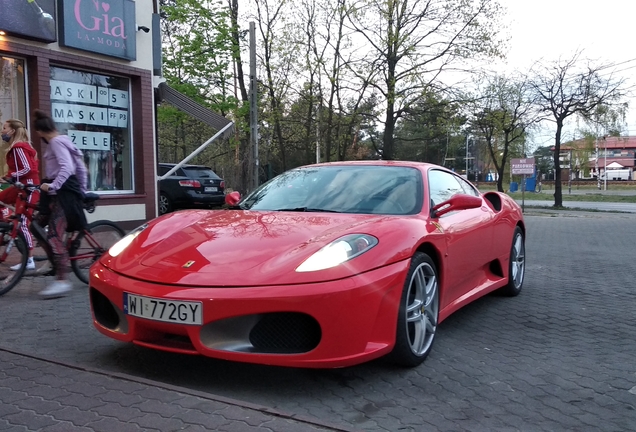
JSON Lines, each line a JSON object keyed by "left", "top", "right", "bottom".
{"left": 90, "top": 161, "right": 526, "bottom": 368}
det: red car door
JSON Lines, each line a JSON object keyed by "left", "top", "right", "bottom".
{"left": 427, "top": 170, "right": 494, "bottom": 309}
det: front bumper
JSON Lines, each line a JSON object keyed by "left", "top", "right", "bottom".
{"left": 89, "top": 260, "right": 409, "bottom": 368}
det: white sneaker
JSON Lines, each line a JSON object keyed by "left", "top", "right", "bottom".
{"left": 10, "top": 259, "right": 36, "bottom": 271}
{"left": 39, "top": 280, "right": 72, "bottom": 299}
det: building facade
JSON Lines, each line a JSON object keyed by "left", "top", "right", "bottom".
{"left": 558, "top": 136, "right": 636, "bottom": 181}
{"left": 0, "top": 0, "right": 162, "bottom": 229}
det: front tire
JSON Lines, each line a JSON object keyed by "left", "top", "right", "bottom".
{"left": 0, "top": 223, "right": 28, "bottom": 297}
{"left": 498, "top": 226, "right": 525, "bottom": 296}
{"left": 387, "top": 252, "right": 439, "bottom": 367}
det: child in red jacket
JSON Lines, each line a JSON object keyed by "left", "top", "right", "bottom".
{"left": 0, "top": 118, "right": 41, "bottom": 270}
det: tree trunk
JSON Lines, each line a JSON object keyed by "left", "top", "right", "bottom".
{"left": 382, "top": 102, "right": 396, "bottom": 160}
{"left": 229, "top": 0, "right": 251, "bottom": 194}
{"left": 553, "top": 121, "right": 563, "bottom": 207}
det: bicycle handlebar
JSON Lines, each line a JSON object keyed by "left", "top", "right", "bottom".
{"left": 2, "top": 177, "right": 99, "bottom": 213}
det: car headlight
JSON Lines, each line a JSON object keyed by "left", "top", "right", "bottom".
{"left": 296, "top": 234, "right": 378, "bottom": 272}
{"left": 108, "top": 224, "right": 148, "bottom": 257}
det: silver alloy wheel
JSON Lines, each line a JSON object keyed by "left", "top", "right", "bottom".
{"left": 405, "top": 261, "right": 438, "bottom": 356}
{"left": 159, "top": 194, "right": 170, "bottom": 214}
{"left": 510, "top": 232, "right": 525, "bottom": 289}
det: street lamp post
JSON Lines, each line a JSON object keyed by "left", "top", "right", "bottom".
{"left": 465, "top": 135, "right": 469, "bottom": 178}
{"left": 595, "top": 133, "right": 600, "bottom": 190}
{"left": 568, "top": 149, "right": 572, "bottom": 194}
{"left": 604, "top": 137, "right": 607, "bottom": 191}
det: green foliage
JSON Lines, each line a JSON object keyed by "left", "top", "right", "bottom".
{"left": 532, "top": 145, "right": 555, "bottom": 177}
{"left": 161, "top": 0, "right": 234, "bottom": 108}
{"left": 157, "top": 0, "right": 241, "bottom": 186}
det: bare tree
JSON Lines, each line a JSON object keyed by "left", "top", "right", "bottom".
{"left": 254, "top": 0, "right": 296, "bottom": 171}
{"left": 228, "top": 0, "right": 252, "bottom": 194}
{"left": 299, "top": 0, "right": 324, "bottom": 163}
{"left": 530, "top": 52, "right": 627, "bottom": 207}
{"left": 468, "top": 74, "right": 538, "bottom": 192}
{"left": 345, "top": 0, "right": 505, "bottom": 160}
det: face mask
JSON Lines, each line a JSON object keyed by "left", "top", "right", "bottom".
{"left": 1, "top": 133, "right": 10, "bottom": 142}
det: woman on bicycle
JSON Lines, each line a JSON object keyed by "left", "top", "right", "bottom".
{"left": 33, "top": 110, "right": 88, "bottom": 299}
{"left": 0, "top": 118, "right": 40, "bottom": 271}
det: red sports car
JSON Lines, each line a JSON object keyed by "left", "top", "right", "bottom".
{"left": 90, "top": 161, "right": 525, "bottom": 368}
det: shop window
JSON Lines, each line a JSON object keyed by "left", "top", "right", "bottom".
{"left": 49, "top": 66, "right": 133, "bottom": 193}
{"left": 0, "top": 57, "right": 27, "bottom": 177}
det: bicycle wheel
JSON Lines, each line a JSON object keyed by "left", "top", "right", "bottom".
{"left": 0, "top": 222, "right": 29, "bottom": 296}
{"left": 70, "top": 220, "right": 125, "bottom": 285}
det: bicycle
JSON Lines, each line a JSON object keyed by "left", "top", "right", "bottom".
{"left": 0, "top": 181, "right": 125, "bottom": 296}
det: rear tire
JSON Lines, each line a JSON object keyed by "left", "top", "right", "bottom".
{"left": 387, "top": 252, "right": 439, "bottom": 367}
{"left": 0, "top": 223, "right": 29, "bottom": 296}
{"left": 159, "top": 193, "right": 172, "bottom": 215}
{"left": 498, "top": 226, "right": 525, "bottom": 297}
{"left": 70, "top": 220, "right": 125, "bottom": 284}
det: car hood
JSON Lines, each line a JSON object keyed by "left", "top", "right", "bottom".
{"left": 101, "top": 210, "right": 417, "bottom": 286}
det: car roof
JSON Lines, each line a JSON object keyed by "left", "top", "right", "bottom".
{"left": 302, "top": 160, "right": 442, "bottom": 170}
{"left": 159, "top": 163, "right": 212, "bottom": 169}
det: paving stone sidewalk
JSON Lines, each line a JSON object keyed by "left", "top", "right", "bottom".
{"left": 0, "top": 346, "right": 354, "bottom": 432}
{"left": 0, "top": 272, "right": 354, "bottom": 432}
{"left": 2, "top": 212, "right": 636, "bottom": 431}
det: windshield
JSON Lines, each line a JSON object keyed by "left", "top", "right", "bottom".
{"left": 240, "top": 165, "right": 423, "bottom": 215}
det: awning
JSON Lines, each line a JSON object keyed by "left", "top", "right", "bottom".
{"left": 156, "top": 82, "right": 234, "bottom": 139}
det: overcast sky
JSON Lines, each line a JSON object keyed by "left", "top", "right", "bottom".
{"left": 494, "top": 0, "right": 636, "bottom": 148}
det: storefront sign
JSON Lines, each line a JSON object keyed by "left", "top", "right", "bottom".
{"left": 50, "top": 66, "right": 132, "bottom": 192}
{"left": 51, "top": 103, "right": 128, "bottom": 128}
{"left": 51, "top": 79, "right": 130, "bottom": 150}
{"left": 68, "top": 130, "right": 112, "bottom": 151}
{"left": 58, "top": 0, "right": 136, "bottom": 60}
{"left": 0, "top": 0, "right": 57, "bottom": 42}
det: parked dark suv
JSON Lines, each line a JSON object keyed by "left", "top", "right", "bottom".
{"left": 158, "top": 163, "right": 226, "bottom": 215}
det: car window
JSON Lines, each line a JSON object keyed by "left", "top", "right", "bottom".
{"left": 240, "top": 166, "right": 423, "bottom": 215}
{"left": 159, "top": 166, "right": 183, "bottom": 177}
{"left": 428, "top": 170, "right": 466, "bottom": 206}
{"left": 183, "top": 167, "right": 221, "bottom": 179}
{"left": 457, "top": 176, "right": 480, "bottom": 196}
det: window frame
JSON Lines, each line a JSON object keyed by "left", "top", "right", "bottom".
{"left": 49, "top": 65, "right": 135, "bottom": 195}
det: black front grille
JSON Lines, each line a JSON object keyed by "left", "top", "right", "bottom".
{"left": 249, "top": 313, "right": 321, "bottom": 354}
{"left": 90, "top": 288, "right": 120, "bottom": 330}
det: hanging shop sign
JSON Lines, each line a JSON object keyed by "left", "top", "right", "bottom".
{"left": 0, "top": 0, "right": 57, "bottom": 42}
{"left": 58, "top": 0, "right": 136, "bottom": 60}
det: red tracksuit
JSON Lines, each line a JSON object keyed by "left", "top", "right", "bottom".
{"left": 0, "top": 141, "right": 40, "bottom": 248}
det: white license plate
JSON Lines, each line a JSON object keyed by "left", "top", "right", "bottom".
{"left": 124, "top": 293, "right": 203, "bottom": 325}
{"left": 204, "top": 186, "right": 218, "bottom": 192}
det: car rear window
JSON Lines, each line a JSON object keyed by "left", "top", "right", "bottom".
{"left": 182, "top": 167, "right": 221, "bottom": 179}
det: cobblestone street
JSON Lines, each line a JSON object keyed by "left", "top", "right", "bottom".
{"left": 1, "top": 211, "right": 635, "bottom": 431}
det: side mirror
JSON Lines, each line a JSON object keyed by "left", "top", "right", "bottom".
{"left": 431, "top": 194, "right": 482, "bottom": 218}
{"left": 225, "top": 191, "right": 241, "bottom": 206}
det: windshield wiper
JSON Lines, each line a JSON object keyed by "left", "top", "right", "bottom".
{"left": 274, "top": 207, "right": 341, "bottom": 213}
